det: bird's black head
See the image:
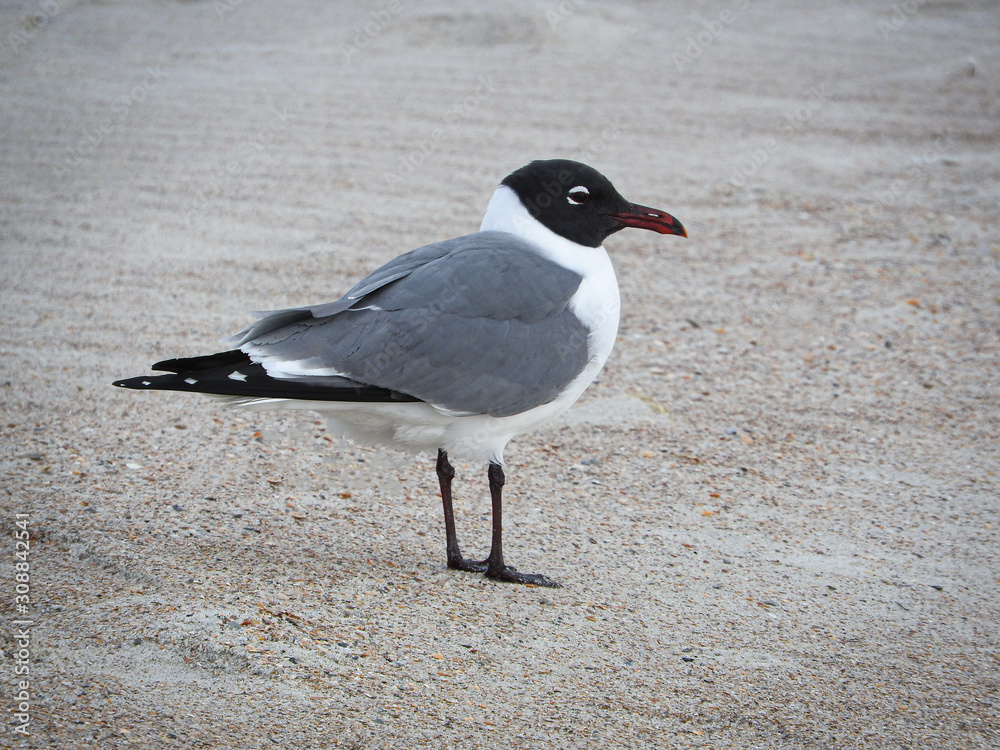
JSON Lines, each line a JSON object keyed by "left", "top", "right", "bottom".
{"left": 500, "top": 159, "right": 686, "bottom": 248}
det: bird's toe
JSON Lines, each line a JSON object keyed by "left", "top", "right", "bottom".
{"left": 486, "top": 565, "right": 561, "bottom": 588}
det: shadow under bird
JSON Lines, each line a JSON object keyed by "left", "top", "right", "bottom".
{"left": 114, "top": 159, "right": 686, "bottom": 587}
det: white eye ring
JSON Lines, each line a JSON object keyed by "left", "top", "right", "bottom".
{"left": 567, "top": 186, "right": 590, "bottom": 205}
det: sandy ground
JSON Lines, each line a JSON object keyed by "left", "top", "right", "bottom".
{"left": 2, "top": 1, "right": 999, "bottom": 747}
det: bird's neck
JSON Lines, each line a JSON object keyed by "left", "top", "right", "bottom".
{"left": 480, "top": 185, "right": 613, "bottom": 280}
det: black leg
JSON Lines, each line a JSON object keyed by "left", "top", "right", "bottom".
{"left": 436, "top": 449, "right": 486, "bottom": 573}
{"left": 482, "top": 462, "right": 560, "bottom": 587}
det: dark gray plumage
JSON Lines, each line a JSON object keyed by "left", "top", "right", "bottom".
{"left": 238, "top": 231, "right": 590, "bottom": 418}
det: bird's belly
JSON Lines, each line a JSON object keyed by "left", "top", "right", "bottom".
{"left": 228, "top": 348, "right": 609, "bottom": 465}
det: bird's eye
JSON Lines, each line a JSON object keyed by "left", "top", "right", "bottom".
{"left": 567, "top": 186, "right": 590, "bottom": 205}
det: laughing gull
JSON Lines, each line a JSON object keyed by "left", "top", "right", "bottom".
{"left": 115, "top": 159, "right": 686, "bottom": 586}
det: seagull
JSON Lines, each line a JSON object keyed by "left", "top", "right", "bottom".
{"left": 114, "top": 159, "right": 686, "bottom": 587}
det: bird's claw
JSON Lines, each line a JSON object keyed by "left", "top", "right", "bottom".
{"left": 448, "top": 556, "right": 488, "bottom": 574}
{"left": 449, "top": 557, "right": 560, "bottom": 587}
{"left": 486, "top": 565, "right": 561, "bottom": 588}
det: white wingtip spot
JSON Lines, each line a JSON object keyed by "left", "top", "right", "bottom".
{"left": 141, "top": 380, "right": 151, "bottom": 386}
{"left": 184, "top": 378, "right": 198, "bottom": 385}
{"left": 228, "top": 370, "right": 248, "bottom": 382}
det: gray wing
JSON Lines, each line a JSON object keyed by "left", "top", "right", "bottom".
{"left": 227, "top": 236, "right": 464, "bottom": 344}
{"left": 238, "top": 231, "right": 591, "bottom": 418}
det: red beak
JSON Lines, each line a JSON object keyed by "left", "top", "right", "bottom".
{"left": 610, "top": 203, "right": 687, "bottom": 237}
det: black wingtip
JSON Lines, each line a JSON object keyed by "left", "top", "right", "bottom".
{"left": 113, "top": 375, "right": 159, "bottom": 390}
{"left": 113, "top": 355, "right": 424, "bottom": 404}
{"left": 152, "top": 349, "right": 248, "bottom": 373}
